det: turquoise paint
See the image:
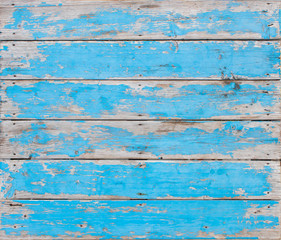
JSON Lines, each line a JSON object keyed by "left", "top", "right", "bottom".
{"left": 0, "top": 200, "right": 278, "bottom": 238}
{"left": 3, "top": 81, "right": 278, "bottom": 119}
{"left": 0, "top": 161, "right": 272, "bottom": 199}
{"left": 4, "top": 3, "right": 279, "bottom": 39}
{"left": 1, "top": 41, "right": 279, "bottom": 79}
{"left": 9, "top": 121, "right": 279, "bottom": 158}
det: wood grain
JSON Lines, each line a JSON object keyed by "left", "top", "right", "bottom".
{"left": 1, "top": 80, "right": 280, "bottom": 120}
{"left": 0, "top": 0, "right": 279, "bottom": 40}
{"left": 0, "top": 0, "right": 280, "bottom": 238}
{"left": 1, "top": 120, "right": 280, "bottom": 160}
{"left": 1, "top": 160, "right": 280, "bottom": 200}
{"left": 1, "top": 41, "right": 279, "bottom": 80}
{"left": 0, "top": 200, "right": 280, "bottom": 239}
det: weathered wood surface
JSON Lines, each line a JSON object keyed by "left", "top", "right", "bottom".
{"left": 1, "top": 120, "right": 280, "bottom": 159}
{"left": 0, "top": 41, "right": 279, "bottom": 80}
{"left": 1, "top": 80, "right": 280, "bottom": 120}
{"left": 0, "top": 1, "right": 280, "bottom": 40}
{"left": 0, "top": 0, "right": 280, "bottom": 238}
{"left": 1, "top": 160, "right": 280, "bottom": 200}
{"left": 0, "top": 200, "right": 279, "bottom": 239}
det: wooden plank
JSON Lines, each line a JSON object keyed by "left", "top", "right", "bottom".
{"left": 0, "top": 200, "right": 280, "bottom": 239}
{"left": 1, "top": 160, "right": 280, "bottom": 200}
{"left": 0, "top": 41, "right": 279, "bottom": 80}
{"left": 1, "top": 80, "right": 280, "bottom": 120}
{"left": 1, "top": 120, "right": 280, "bottom": 159}
{"left": 0, "top": 0, "right": 279, "bottom": 40}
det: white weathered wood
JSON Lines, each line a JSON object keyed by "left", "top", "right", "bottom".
{"left": 0, "top": 120, "right": 280, "bottom": 159}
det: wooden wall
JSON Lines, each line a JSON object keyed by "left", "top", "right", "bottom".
{"left": 0, "top": 0, "right": 280, "bottom": 239}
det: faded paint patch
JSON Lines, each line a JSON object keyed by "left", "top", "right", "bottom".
{"left": 3, "top": 121, "right": 280, "bottom": 159}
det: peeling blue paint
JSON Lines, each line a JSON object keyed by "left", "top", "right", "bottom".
{"left": 0, "top": 200, "right": 278, "bottom": 238}
{"left": 3, "top": 81, "right": 279, "bottom": 119}
{"left": 8, "top": 121, "right": 279, "bottom": 158}
{"left": 1, "top": 41, "right": 279, "bottom": 79}
{"left": 0, "top": 161, "right": 273, "bottom": 199}
{"left": 4, "top": 2, "right": 279, "bottom": 39}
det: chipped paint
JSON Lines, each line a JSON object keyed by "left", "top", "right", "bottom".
{"left": 0, "top": 41, "right": 279, "bottom": 79}
{"left": 0, "top": 1, "right": 279, "bottom": 40}
{"left": 0, "top": 200, "right": 279, "bottom": 239}
{"left": 1, "top": 160, "right": 279, "bottom": 199}
{"left": 1, "top": 80, "right": 280, "bottom": 119}
{"left": 0, "top": 1, "right": 280, "bottom": 239}
{"left": 2, "top": 121, "right": 280, "bottom": 159}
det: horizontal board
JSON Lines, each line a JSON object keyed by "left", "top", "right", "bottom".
{"left": 0, "top": 41, "right": 279, "bottom": 80}
{"left": 1, "top": 80, "right": 280, "bottom": 120}
{"left": 0, "top": 1, "right": 279, "bottom": 40}
{"left": 1, "top": 160, "right": 280, "bottom": 200}
{"left": 0, "top": 200, "right": 280, "bottom": 239}
{"left": 1, "top": 120, "right": 280, "bottom": 159}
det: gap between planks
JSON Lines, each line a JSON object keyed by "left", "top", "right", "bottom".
{"left": 1, "top": 39, "right": 281, "bottom": 42}
{"left": 1, "top": 119, "right": 281, "bottom": 121}
{"left": 2, "top": 158, "right": 280, "bottom": 161}
{"left": 5, "top": 198, "right": 280, "bottom": 201}
{"left": 2, "top": 78, "right": 281, "bottom": 81}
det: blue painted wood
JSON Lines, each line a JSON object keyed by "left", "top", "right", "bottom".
{"left": 1, "top": 80, "right": 280, "bottom": 119}
{"left": 0, "top": 160, "right": 279, "bottom": 199}
{"left": 0, "top": 1, "right": 280, "bottom": 238}
{"left": 1, "top": 0, "right": 279, "bottom": 40}
{"left": 0, "top": 41, "right": 279, "bottom": 79}
{"left": 1, "top": 121, "right": 280, "bottom": 159}
{"left": 0, "top": 200, "right": 279, "bottom": 239}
